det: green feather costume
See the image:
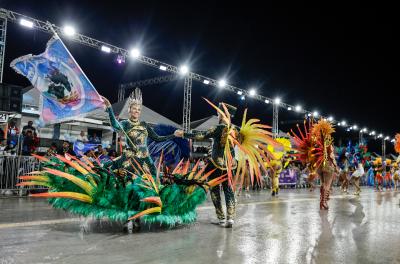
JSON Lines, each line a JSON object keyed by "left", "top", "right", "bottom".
{"left": 19, "top": 154, "right": 226, "bottom": 227}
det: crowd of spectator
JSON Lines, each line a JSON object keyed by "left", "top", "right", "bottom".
{"left": 0, "top": 120, "right": 39, "bottom": 155}
{"left": 0, "top": 121, "right": 106, "bottom": 157}
{"left": 44, "top": 139, "right": 118, "bottom": 166}
{"left": 76, "top": 130, "right": 102, "bottom": 144}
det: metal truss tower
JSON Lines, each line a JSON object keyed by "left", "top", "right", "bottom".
{"left": 359, "top": 131, "right": 364, "bottom": 145}
{"left": 272, "top": 103, "right": 279, "bottom": 138}
{"left": 382, "top": 138, "right": 386, "bottom": 161}
{"left": 117, "top": 84, "right": 125, "bottom": 102}
{"left": 183, "top": 77, "right": 192, "bottom": 132}
{"left": 118, "top": 75, "right": 178, "bottom": 102}
{"left": 0, "top": 14, "right": 7, "bottom": 83}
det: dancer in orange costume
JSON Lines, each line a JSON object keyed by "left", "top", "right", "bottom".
{"left": 374, "top": 158, "right": 384, "bottom": 192}
{"left": 291, "top": 119, "right": 339, "bottom": 210}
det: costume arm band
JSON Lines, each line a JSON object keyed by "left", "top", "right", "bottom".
{"left": 146, "top": 123, "right": 175, "bottom": 142}
{"left": 184, "top": 126, "right": 217, "bottom": 140}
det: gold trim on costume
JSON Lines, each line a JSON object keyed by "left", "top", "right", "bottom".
{"left": 209, "top": 157, "right": 237, "bottom": 170}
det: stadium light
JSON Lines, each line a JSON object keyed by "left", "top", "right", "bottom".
{"left": 63, "top": 25, "right": 76, "bottom": 36}
{"left": 130, "top": 48, "right": 141, "bottom": 58}
{"left": 274, "top": 97, "right": 281, "bottom": 105}
{"left": 159, "top": 65, "right": 167, "bottom": 71}
{"left": 265, "top": 99, "right": 270, "bottom": 104}
{"left": 218, "top": 79, "right": 227, "bottom": 88}
{"left": 179, "top": 65, "right": 189, "bottom": 75}
{"left": 237, "top": 91, "right": 243, "bottom": 95}
{"left": 295, "top": 105, "right": 302, "bottom": 112}
{"left": 20, "top": 18, "right": 34, "bottom": 28}
{"left": 101, "top": 45, "right": 111, "bottom": 53}
{"left": 249, "top": 89, "right": 256, "bottom": 96}
{"left": 203, "top": 79, "right": 210, "bottom": 85}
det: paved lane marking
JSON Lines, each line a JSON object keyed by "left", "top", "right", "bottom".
{"left": 0, "top": 191, "right": 385, "bottom": 229}
{"left": 0, "top": 218, "right": 81, "bottom": 229}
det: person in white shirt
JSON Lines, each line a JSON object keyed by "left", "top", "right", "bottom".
{"left": 77, "top": 131, "right": 89, "bottom": 142}
{"left": 351, "top": 162, "right": 364, "bottom": 195}
{"left": 393, "top": 165, "right": 399, "bottom": 191}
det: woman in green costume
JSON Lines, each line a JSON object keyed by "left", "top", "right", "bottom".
{"left": 102, "top": 88, "right": 180, "bottom": 176}
{"left": 20, "top": 90, "right": 222, "bottom": 232}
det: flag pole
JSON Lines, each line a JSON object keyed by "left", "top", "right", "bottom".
{"left": 46, "top": 21, "right": 58, "bottom": 37}
{"left": 46, "top": 21, "right": 136, "bottom": 152}
{"left": 45, "top": 22, "right": 138, "bottom": 153}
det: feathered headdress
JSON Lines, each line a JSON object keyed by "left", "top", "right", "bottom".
{"left": 373, "top": 157, "right": 382, "bottom": 166}
{"left": 267, "top": 137, "right": 291, "bottom": 160}
{"left": 290, "top": 119, "right": 315, "bottom": 165}
{"left": 311, "top": 119, "right": 335, "bottom": 169}
{"left": 128, "top": 88, "right": 142, "bottom": 107}
{"left": 311, "top": 119, "right": 335, "bottom": 139}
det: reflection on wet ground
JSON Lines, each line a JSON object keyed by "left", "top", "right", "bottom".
{"left": 1, "top": 188, "right": 400, "bottom": 264}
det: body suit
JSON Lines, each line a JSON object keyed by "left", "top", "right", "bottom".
{"left": 184, "top": 124, "right": 237, "bottom": 222}
{"left": 106, "top": 107, "right": 174, "bottom": 176}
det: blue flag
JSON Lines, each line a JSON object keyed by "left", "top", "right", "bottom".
{"left": 73, "top": 141, "right": 99, "bottom": 157}
{"left": 11, "top": 36, "right": 104, "bottom": 124}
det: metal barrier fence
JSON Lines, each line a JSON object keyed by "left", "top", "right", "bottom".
{"left": 0, "top": 155, "right": 375, "bottom": 196}
{"left": 0, "top": 155, "right": 42, "bottom": 195}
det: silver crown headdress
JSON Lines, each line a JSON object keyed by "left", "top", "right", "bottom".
{"left": 128, "top": 88, "right": 142, "bottom": 107}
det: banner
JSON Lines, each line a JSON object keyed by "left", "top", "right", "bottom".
{"left": 73, "top": 141, "right": 99, "bottom": 157}
{"left": 279, "top": 168, "right": 298, "bottom": 185}
{"left": 11, "top": 36, "right": 104, "bottom": 124}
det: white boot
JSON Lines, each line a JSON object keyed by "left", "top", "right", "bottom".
{"left": 126, "top": 220, "right": 134, "bottom": 233}
{"left": 225, "top": 219, "right": 234, "bottom": 228}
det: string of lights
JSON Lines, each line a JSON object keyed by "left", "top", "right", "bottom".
{"left": 0, "top": 8, "right": 396, "bottom": 144}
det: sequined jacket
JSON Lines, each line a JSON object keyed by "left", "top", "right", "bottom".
{"left": 106, "top": 107, "right": 174, "bottom": 159}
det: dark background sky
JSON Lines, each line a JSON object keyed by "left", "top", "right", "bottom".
{"left": 0, "top": 1, "right": 398, "bottom": 154}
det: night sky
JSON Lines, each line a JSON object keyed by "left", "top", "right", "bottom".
{"left": 1, "top": 1, "right": 397, "bottom": 154}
